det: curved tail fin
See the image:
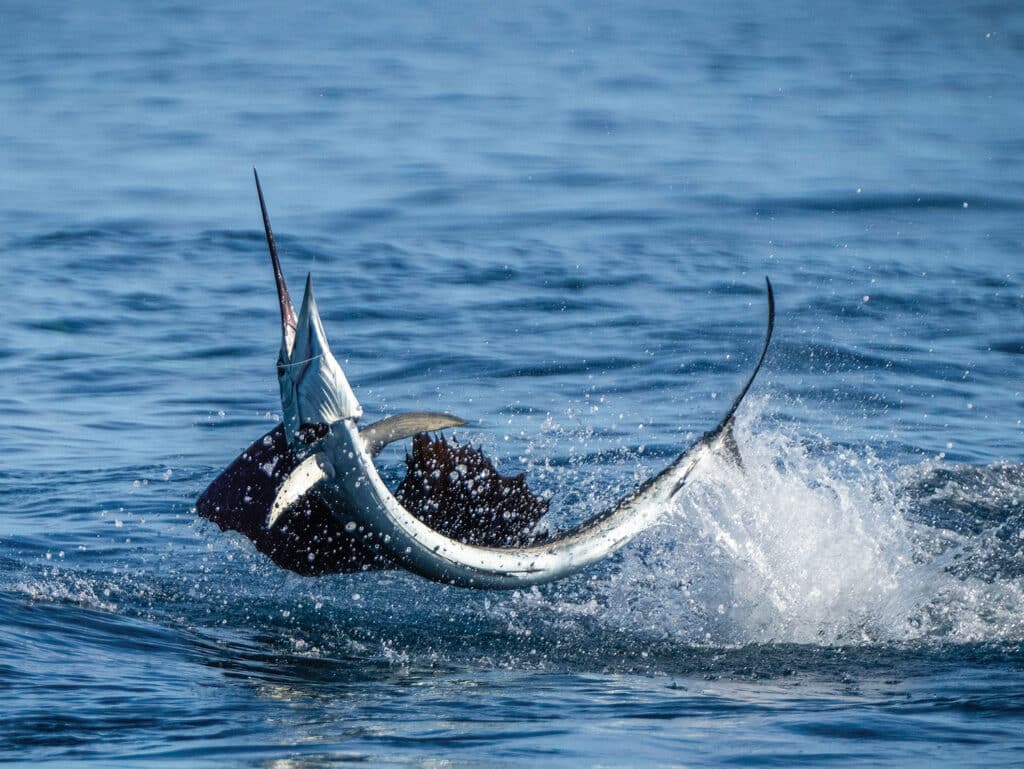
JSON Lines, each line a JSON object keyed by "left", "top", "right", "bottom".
{"left": 716, "top": 276, "right": 774, "bottom": 467}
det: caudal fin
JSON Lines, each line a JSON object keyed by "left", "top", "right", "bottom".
{"left": 716, "top": 276, "right": 774, "bottom": 466}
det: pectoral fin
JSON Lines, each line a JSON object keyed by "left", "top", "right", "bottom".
{"left": 267, "top": 452, "right": 330, "bottom": 527}
{"left": 359, "top": 412, "right": 467, "bottom": 456}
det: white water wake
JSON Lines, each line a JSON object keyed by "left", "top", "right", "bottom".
{"left": 562, "top": 404, "right": 1024, "bottom": 646}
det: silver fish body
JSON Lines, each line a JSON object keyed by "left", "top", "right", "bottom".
{"left": 249, "top": 169, "right": 774, "bottom": 589}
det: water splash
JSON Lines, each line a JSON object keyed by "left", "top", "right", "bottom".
{"left": 572, "top": 403, "right": 1024, "bottom": 647}
{"left": 9, "top": 402, "right": 1024, "bottom": 667}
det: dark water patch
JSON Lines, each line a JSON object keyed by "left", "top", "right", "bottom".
{"left": 139, "top": 128, "right": 208, "bottom": 147}
{"left": 788, "top": 714, "right": 998, "bottom": 744}
{"left": 749, "top": 193, "right": 1024, "bottom": 216}
{"left": 195, "top": 228, "right": 265, "bottom": 253}
{"left": 361, "top": 356, "right": 495, "bottom": 385}
{"left": 390, "top": 185, "right": 460, "bottom": 207}
{"left": 990, "top": 338, "right": 1024, "bottom": 355}
{"left": 233, "top": 108, "right": 338, "bottom": 128}
{"left": 780, "top": 341, "right": 914, "bottom": 377}
{"left": 116, "top": 185, "right": 194, "bottom": 204}
{"left": 347, "top": 240, "right": 415, "bottom": 262}
{"left": 461, "top": 208, "right": 674, "bottom": 233}
{"left": 496, "top": 357, "right": 645, "bottom": 380}
{"left": 12, "top": 221, "right": 167, "bottom": 252}
{"left": 14, "top": 228, "right": 119, "bottom": 250}
{"left": 23, "top": 316, "right": 117, "bottom": 335}
{"left": 117, "top": 291, "right": 186, "bottom": 313}
{"left": 185, "top": 344, "right": 259, "bottom": 360}
{"left": 596, "top": 74, "right": 666, "bottom": 93}
{"left": 81, "top": 418, "right": 171, "bottom": 433}
{"left": 568, "top": 109, "right": 621, "bottom": 134}
{"left": 479, "top": 296, "right": 619, "bottom": 316}
{"left": 531, "top": 170, "right": 635, "bottom": 190}
{"left": 420, "top": 90, "right": 527, "bottom": 108}
{"left": 969, "top": 272, "right": 1019, "bottom": 290}
{"left": 0, "top": 594, "right": 189, "bottom": 659}
{"left": 308, "top": 84, "right": 376, "bottom": 101}
{"left": 323, "top": 207, "right": 403, "bottom": 232}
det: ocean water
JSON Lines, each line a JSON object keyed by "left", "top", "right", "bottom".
{"left": 2, "top": 1, "right": 1024, "bottom": 766}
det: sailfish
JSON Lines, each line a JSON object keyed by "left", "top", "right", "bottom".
{"left": 197, "top": 171, "right": 774, "bottom": 587}
{"left": 196, "top": 172, "right": 549, "bottom": 574}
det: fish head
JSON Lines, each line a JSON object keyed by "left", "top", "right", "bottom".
{"left": 254, "top": 169, "right": 362, "bottom": 446}
{"left": 278, "top": 274, "right": 363, "bottom": 444}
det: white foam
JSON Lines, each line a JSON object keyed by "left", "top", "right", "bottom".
{"left": 553, "top": 401, "right": 1024, "bottom": 646}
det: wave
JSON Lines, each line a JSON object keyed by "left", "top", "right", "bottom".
{"left": 743, "top": 192, "right": 1024, "bottom": 215}
{"left": 550, "top": 402, "right": 1024, "bottom": 647}
{"left": 5, "top": 402, "right": 1024, "bottom": 680}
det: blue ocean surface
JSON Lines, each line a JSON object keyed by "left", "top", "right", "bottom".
{"left": 2, "top": 1, "right": 1024, "bottom": 766}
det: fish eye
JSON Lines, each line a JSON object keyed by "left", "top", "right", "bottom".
{"left": 298, "top": 422, "right": 330, "bottom": 444}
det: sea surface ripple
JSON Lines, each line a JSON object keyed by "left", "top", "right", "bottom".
{"left": 1, "top": 1, "right": 1023, "bottom": 766}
